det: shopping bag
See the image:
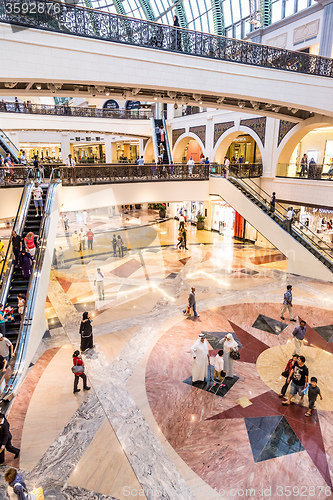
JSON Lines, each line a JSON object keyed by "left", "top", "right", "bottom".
{"left": 186, "top": 306, "right": 191, "bottom": 316}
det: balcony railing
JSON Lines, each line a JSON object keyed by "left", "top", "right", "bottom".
{"left": 211, "top": 163, "right": 263, "bottom": 178}
{"left": 0, "top": 0, "right": 332, "bottom": 78}
{"left": 0, "top": 101, "right": 153, "bottom": 120}
{"left": 277, "top": 163, "right": 333, "bottom": 180}
{"left": 0, "top": 163, "right": 263, "bottom": 187}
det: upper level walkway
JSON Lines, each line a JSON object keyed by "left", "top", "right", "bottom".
{"left": 0, "top": 0, "right": 333, "bottom": 118}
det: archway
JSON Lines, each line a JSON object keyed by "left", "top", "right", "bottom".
{"left": 276, "top": 117, "right": 333, "bottom": 176}
{"left": 173, "top": 134, "right": 205, "bottom": 163}
{"left": 144, "top": 139, "right": 155, "bottom": 163}
{"left": 214, "top": 128, "right": 264, "bottom": 165}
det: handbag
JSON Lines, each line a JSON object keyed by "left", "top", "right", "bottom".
{"left": 185, "top": 306, "right": 191, "bottom": 316}
{"left": 230, "top": 349, "right": 240, "bottom": 360}
{"left": 281, "top": 370, "right": 289, "bottom": 378}
{"left": 71, "top": 359, "right": 85, "bottom": 374}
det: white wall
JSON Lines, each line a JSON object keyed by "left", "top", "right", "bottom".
{"left": 260, "top": 177, "right": 333, "bottom": 208}
{"left": 61, "top": 181, "right": 210, "bottom": 212}
{"left": 0, "top": 23, "right": 332, "bottom": 117}
{"left": 0, "top": 188, "right": 23, "bottom": 219}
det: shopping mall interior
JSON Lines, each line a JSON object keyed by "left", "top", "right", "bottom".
{"left": 0, "top": 0, "right": 333, "bottom": 498}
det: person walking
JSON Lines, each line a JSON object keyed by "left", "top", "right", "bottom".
{"left": 278, "top": 354, "right": 299, "bottom": 397}
{"left": 282, "top": 355, "right": 308, "bottom": 406}
{"left": 72, "top": 350, "right": 90, "bottom": 394}
{"left": 32, "top": 181, "right": 43, "bottom": 217}
{"left": 58, "top": 246, "right": 64, "bottom": 267}
{"left": 183, "top": 287, "right": 199, "bottom": 317}
{"left": 305, "top": 377, "right": 323, "bottom": 417}
{"left": 94, "top": 268, "right": 105, "bottom": 300}
{"left": 79, "top": 228, "right": 86, "bottom": 251}
{"left": 63, "top": 215, "right": 69, "bottom": 231}
{"left": 86, "top": 229, "right": 94, "bottom": 251}
{"left": 292, "top": 320, "right": 306, "bottom": 355}
{"left": 79, "top": 312, "right": 94, "bottom": 352}
{"left": 178, "top": 213, "right": 185, "bottom": 230}
{"left": 5, "top": 467, "right": 27, "bottom": 499}
{"left": 112, "top": 234, "right": 117, "bottom": 257}
{"left": 280, "top": 285, "right": 296, "bottom": 321}
{"left": 117, "top": 235, "right": 124, "bottom": 257}
{"left": 187, "top": 157, "right": 194, "bottom": 176}
{"left": 219, "top": 333, "right": 239, "bottom": 379}
{"left": 270, "top": 192, "right": 276, "bottom": 213}
{"left": 0, "top": 414, "right": 20, "bottom": 464}
{"left": 160, "top": 126, "right": 165, "bottom": 142}
{"left": 72, "top": 230, "right": 80, "bottom": 252}
{"left": 182, "top": 227, "right": 188, "bottom": 250}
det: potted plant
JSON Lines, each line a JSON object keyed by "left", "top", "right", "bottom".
{"left": 197, "top": 215, "right": 205, "bottom": 230}
{"left": 159, "top": 203, "right": 166, "bottom": 218}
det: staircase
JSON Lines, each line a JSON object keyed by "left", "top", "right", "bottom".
{"left": 0, "top": 129, "right": 19, "bottom": 163}
{"left": 4, "top": 187, "right": 47, "bottom": 345}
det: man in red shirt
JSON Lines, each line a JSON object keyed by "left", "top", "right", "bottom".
{"left": 86, "top": 229, "right": 94, "bottom": 251}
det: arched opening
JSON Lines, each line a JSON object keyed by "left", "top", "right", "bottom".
{"left": 277, "top": 122, "right": 333, "bottom": 178}
{"left": 144, "top": 139, "right": 155, "bottom": 163}
{"left": 173, "top": 135, "right": 204, "bottom": 163}
{"left": 214, "top": 131, "right": 263, "bottom": 165}
{"left": 103, "top": 99, "right": 119, "bottom": 109}
{"left": 125, "top": 100, "right": 141, "bottom": 110}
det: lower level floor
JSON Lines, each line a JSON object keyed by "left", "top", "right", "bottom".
{"left": 1, "top": 217, "right": 333, "bottom": 499}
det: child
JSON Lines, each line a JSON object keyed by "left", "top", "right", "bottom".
{"left": 58, "top": 246, "right": 64, "bottom": 267}
{"left": 4, "top": 306, "right": 14, "bottom": 323}
{"left": 17, "top": 294, "right": 26, "bottom": 320}
{"left": 213, "top": 349, "right": 226, "bottom": 388}
{"left": 305, "top": 377, "right": 322, "bottom": 417}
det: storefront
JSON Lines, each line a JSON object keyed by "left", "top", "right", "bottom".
{"left": 211, "top": 200, "right": 257, "bottom": 241}
{"left": 290, "top": 204, "right": 333, "bottom": 244}
{"left": 226, "top": 134, "right": 261, "bottom": 163}
{"left": 71, "top": 143, "right": 105, "bottom": 163}
{"left": 19, "top": 143, "right": 62, "bottom": 162}
{"left": 174, "top": 201, "right": 204, "bottom": 223}
{"left": 116, "top": 141, "right": 139, "bottom": 163}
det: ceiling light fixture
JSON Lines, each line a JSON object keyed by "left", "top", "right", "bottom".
{"left": 105, "top": 92, "right": 110, "bottom": 96}
{"left": 291, "top": 108, "right": 298, "bottom": 114}
{"left": 250, "top": 101, "right": 260, "bottom": 110}
{"left": 36, "top": 84, "right": 42, "bottom": 90}
{"left": 193, "top": 93, "right": 201, "bottom": 102}
{"left": 216, "top": 97, "right": 225, "bottom": 104}
{"left": 238, "top": 100, "right": 246, "bottom": 109}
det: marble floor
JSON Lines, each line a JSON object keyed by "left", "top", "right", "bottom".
{"left": 2, "top": 211, "right": 333, "bottom": 500}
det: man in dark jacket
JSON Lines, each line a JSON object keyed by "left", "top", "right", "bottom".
{"left": 0, "top": 413, "right": 20, "bottom": 463}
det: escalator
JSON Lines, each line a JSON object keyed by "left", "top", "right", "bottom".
{"left": 0, "top": 171, "right": 61, "bottom": 406}
{"left": 4, "top": 186, "right": 47, "bottom": 345}
{"left": 0, "top": 129, "right": 20, "bottom": 163}
{"left": 209, "top": 174, "right": 333, "bottom": 281}
{"left": 152, "top": 116, "right": 172, "bottom": 164}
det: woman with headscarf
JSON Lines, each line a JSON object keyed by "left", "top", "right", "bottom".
{"left": 172, "top": 15, "right": 182, "bottom": 51}
{"left": 79, "top": 311, "right": 94, "bottom": 352}
{"left": 220, "top": 333, "right": 239, "bottom": 378}
{"left": 18, "top": 250, "right": 34, "bottom": 279}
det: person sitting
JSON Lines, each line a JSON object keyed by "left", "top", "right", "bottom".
{"left": 5, "top": 468, "right": 27, "bottom": 500}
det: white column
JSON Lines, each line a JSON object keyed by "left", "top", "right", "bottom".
{"left": 104, "top": 136, "right": 112, "bottom": 163}
{"left": 60, "top": 133, "right": 70, "bottom": 162}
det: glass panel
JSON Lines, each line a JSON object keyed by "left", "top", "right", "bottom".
{"left": 297, "top": 0, "right": 308, "bottom": 11}
{"left": 272, "top": 0, "right": 283, "bottom": 23}
{"left": 285, "top": 0, "right": 295, "bottom": 17}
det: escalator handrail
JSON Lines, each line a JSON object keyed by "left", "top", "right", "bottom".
{"left": 0, "top": 129, "right": 20, "bottom": 159}
{"left": 237, "top": 175, "right": 333, "bottom": 258}
{"left": 150, "top": 116, "right": 160, "bottom": 164}
{"left": 2, "top": 170, "right": 61, "bottom": 399}
{"left": 161, "top": 112, "right": 172, "bottom": 164}
{"left": 229, "top": 175, "right": 333, "bottom": 265}
{"left": 0, "top": 168, "right": 34, "bottom": 283}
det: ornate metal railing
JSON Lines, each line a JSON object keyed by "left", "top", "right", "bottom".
{"left": 0, "top": 0, "right": 332, "bottom": 78}
{"left": 211, "top": 163, "right": 263, "bottom": 178}
{"left": 54, "top": 163, "right": 210, "bottom": 185}
{"left": 0, "top": 101, "right": 153, "bottom": 119}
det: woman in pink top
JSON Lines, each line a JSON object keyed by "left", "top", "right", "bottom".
{"left": 24, "top": 232, "right": 37, "bottom": 258}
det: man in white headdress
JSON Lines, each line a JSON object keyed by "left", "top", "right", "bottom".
{"left": 190, "top": 333, "right": 209, "bottom": 383}
{"left": 220, "top": 333, "right": 239, "bottom": 378}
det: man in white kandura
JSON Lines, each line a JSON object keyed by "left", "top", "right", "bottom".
{"left": 190, "top": 333, "right": 209, "bottom": 383}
